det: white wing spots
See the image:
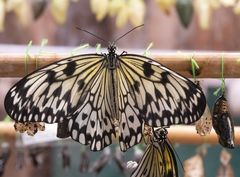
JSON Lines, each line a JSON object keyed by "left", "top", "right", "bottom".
{"left": 47, "top": 115, "right": 52, "bottom": 123}
{"left": 10, "top": 91, "right": 16, "bottom": 97}
{"left": 79, "top": 133, "right": 85, "bottom": 143}
{"left": 175, "top": 117, "right": 179, "bottom": 124}
{"left": 130, "top": 136, "right": 136, "bottom": 147}
{"left": 28, "top": 114, "right": 33, "bottom": 121}
{"left": 10, "top": 86, "right": 16, "bottom": 93}
{"left": 72, "top": 129, "right": 78, "bottom": 139}
{"left": 164, "top": 117, "right": 168, "bottom": 125}
{"left": 41, "top": 113, "right": 46, "bottom": 121}
{"left": 34, "top": 114, "right": 39, "bottom": 121}
{"left": 184, "top": 118, "right": 189, "bottom": 124}
{"left": 155, "top": 119, "right": 161, "bottom": 126}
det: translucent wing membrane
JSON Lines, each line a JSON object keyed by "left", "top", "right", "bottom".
{"left": 118, "top": 54, "right": 206, "bottom": 127}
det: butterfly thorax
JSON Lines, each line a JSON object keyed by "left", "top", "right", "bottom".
{"left": 106, "top": 44, "right": 118, "bottom": 70}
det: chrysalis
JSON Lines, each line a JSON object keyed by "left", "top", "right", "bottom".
{"left": 195, "top": 104, "right": 212, "bottom": 136}
{"left": 212, "top": 93, "right": 235, "bottom": 148}
{"left": 14, "top": 122, "right": 45, "bottom": 136}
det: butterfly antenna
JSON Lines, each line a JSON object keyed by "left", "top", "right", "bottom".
{"left": 76, "top": 27, "right": 108, "bottom": 44}
{"left": 113, "top": 24, "right": 144, "bottom": 44}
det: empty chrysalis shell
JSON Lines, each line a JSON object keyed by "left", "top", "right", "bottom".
{"left": 212, "top": 93, "right": 235, "bottom": 149}
{"left": 195, "top": 104, "right": 212, "bottom": 136}
{"left": 14, "top": 122, "right": 45, "bottom": 136}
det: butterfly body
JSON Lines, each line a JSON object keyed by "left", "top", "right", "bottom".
{"left": 5, "top": 44, "right": 206, "bottom": 151}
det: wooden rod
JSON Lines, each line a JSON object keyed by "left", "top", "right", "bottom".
{"left": 1, "top": 122, "right": 240, "bottom": 146}
{"left": 0, "top": 52, "right": 240, "bottom": 77}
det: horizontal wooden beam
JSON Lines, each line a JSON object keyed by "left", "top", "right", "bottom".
{"left": 1, "top": 122, "right": 239, "bottom": 146}
{"left": 0, "top": 52, "right": 240, "bottom": 78}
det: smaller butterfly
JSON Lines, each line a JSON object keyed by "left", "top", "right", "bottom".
{"left": 131, "top": 126, "right": 178, "bottom": 177}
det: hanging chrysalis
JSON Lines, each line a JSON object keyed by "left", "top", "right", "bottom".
{"left": 212, "top": 93, "right": 235, "bottom": 148}
{"left": 176, "top": 0, "right": 194, "bottom": 28}
{"left": 184, "top": 153, "right": 204, "bottom": 177}
{"left": 31, "top": 0, "right": 48, "bottom": 20}
{"left": 216, "top": 149, "right": 234, "bottom": 177}
{"left": 14, "top": 122, "right": 45, "bottom": 136}
{"left": 195, "top": 104, "right": 212, "bottom": 136}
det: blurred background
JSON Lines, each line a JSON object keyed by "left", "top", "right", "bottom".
{"left": 0, "top": 0, "right": 240, "bottom": 177}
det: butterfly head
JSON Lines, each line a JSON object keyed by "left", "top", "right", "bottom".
{"left": 107, "top": 43, "right": 117, "bottom": 54}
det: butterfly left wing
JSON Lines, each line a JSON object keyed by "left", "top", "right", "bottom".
{"left": 118, "top": 54, "right": 206, "bottom": 127}
{"left": 4, "top": 54, "right": 116, "bottom": 151}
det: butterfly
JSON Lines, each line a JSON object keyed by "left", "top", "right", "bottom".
{"left": 131, "top": 127, "right": 178, "bottom": 177}
{"left": 4, "top": 26, "right": 206, "bottom": 151}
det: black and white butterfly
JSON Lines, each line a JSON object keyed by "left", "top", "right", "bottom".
{"left": 4, "top": 27, "right": 206, "bottom": 151}
{"left": 131, "top": 127, "right": 178, "bottom": 177}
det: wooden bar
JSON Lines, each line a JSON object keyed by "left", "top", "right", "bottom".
{"left": 1, "top": 122, "right": 240, "bottom": 145}
{"left": 0, "top": 52, "right": 240, "bottom": 77}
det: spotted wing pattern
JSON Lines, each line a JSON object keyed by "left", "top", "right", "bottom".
{"left": 118, "top": 54, "right": 206, "bottom": 127}
{"left": 5, "top": 54, "right": 116, "bottom": 150}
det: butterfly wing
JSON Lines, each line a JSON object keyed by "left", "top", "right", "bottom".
{"left": 118, "top": 54, "right": 206, "bottom": 127}
{"left": 131, "top": 143, "right": 162, "bottom": 177}
{"left": 161, "top": 140, "right": 178, "bottom": 177}
{"left": 131, "top": 140, "right": 178, "bottom": 177}
{"left": 4, "top": 54, "right": 116, "bottom": 150}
